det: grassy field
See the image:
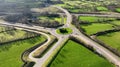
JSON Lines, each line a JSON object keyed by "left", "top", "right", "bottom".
{"left": 0, "top": 35, "right": 46, "bottom": 67}
{"left": 79, "top": 16, "right": 99, "bottom": 22}
{"left": 116, "top": 8, "right": 120, "bottom": 13}
{"left": 38, "top": 16, "right": 63, "bottom": 23}
{"left": 80, "top": 23, "right": 114, "bottom": 35}
{"left": 49, "top": 40, "right": 114, "bottom": 67}
{"left": 97, "top": 32, "right": 120, "bottom": 52}
{"left": 111, "top": 20, "right": 120, "bottom": 25}
{"left": 68, "top": 9, "right": 80, "bottom": 13}
{"left": 79, "top": 16, "right": 116, "bottom": 22}
{"left": 96, "top": 6, "right": 109, "bottom": 11}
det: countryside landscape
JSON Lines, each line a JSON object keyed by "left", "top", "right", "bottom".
{"left": 0, "top": 0, "right": 120, "bottom": 67}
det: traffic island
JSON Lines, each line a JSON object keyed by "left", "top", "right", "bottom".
{"left": 56, "top": 28, "right": 72, "bottom": 35}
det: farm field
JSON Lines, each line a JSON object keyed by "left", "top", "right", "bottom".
{"left": 96, "top": 6, "right": 109, "bottom": 11}
{"left": 80, "top": 23, "right": 114, "bottom": 35}
{"left": 78, "top": 16, "right": 118, "bottom": 35}
{"left": 116, "top": 8, "right": 120, "bottom": 13}
{"left": 48, "top": 40, "right": 114, "bottom": 67}
{"left": 0, "top": 35, "right": 46, "bottom": 67}
{"left": 79, "top": 16, "right": 116, "bottom": 23}
{"left": 97, "top": 32, "right": 120, "bottom": 52}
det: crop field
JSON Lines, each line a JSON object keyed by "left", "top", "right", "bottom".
{"left": 80, "top": 23, "right": 114, "bottom": 35}
{"left": 49, "top": 40, "right": 114, "bottom": 67}
{"left": 97, "top": 32, "right": 120, "bottom": 52}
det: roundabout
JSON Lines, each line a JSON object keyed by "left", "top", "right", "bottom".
{"left": 56, "top": 28, "right": 72, "bottom": 35}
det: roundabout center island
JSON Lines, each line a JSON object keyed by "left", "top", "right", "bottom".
{"left": 56, "top": 28, "right": 73, "bottom": 35}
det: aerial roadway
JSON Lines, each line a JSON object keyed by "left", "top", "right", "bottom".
{"left": 0, "top": 5, "right": 120, "bottom": 67}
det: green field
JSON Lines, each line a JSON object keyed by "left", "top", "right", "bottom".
{"left": 97, "top": 32, "right": 120, "bottom": 52}
{"left": 79, "top": 16, "right": 116, "bottom": 22}
{"left": 96, "top": 6, "right": 109, "bottom": 11}
{"left": 0, "top": 36, "right": 46, "bottom": 67}
{"left": 38, "top": 16, "right": 63, "bottom": 23}
{"left": 116, "top": 8, "right": 120, "bottom": 13}
{"left": 49, "top": 40, "right": 114, "bottom": 67}
{"left": 68, "top": 9, "right": 80, "bottom": 13}
{"left": 79, "top": 16, "right": 99, "bottom": 22}
{"left": 80, "top": 23, "right": 114, "bottom": 35}
{"left": 111, "top": 20, "right": 120, "bottom": 25}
